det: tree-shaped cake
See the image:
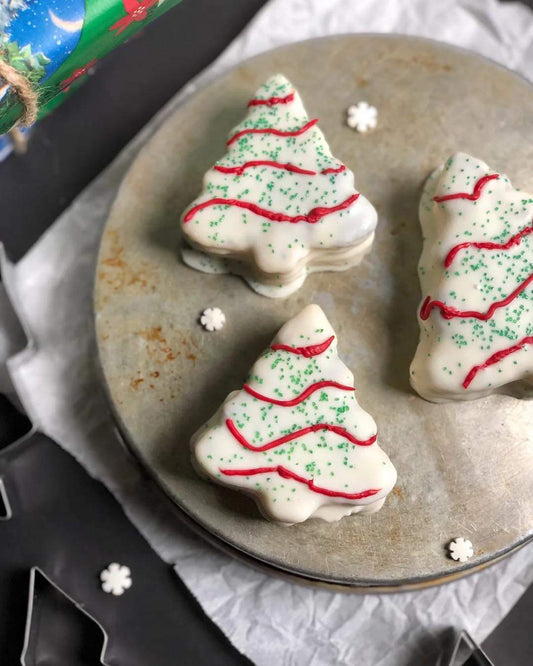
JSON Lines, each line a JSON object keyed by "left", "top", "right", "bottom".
{"left": 410, "top": 152, "right": 533, "bottom": 402}
{"left": 181, "top": 74, "right": 377, "bottom": 298}
{"left": 192, "top": 305, "right": 397, "bottom": 524}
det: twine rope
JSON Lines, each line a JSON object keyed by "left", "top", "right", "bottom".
{"left": 0, "top": 58, "right": 38, "bottom": 126}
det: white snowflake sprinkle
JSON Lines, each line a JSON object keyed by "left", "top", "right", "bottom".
{"left": 448, "top": 538, "right": 474, "bottom": 563}
{"left": 346, "top": 102, "right": 378, "bottom": 133}
{"left": 200, "top": 307, "right": 226, "bottom": 332}
{"left": 100, "top": 563, "right": 132, "bottom": 596}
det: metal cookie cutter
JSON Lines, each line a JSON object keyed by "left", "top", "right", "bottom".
{"left": 446, "top": 630, "right": 495, "bottom": 666}
{"left": 21, "top": 567, "right": 109, "bottom": 665}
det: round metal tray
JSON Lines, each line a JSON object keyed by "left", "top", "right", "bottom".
{"left": 94, "top": 35, "right": 533, "bottom": 589}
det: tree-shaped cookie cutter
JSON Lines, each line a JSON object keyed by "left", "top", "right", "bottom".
{"left": 21, "top": 567, "right": 110, "bottom": 665}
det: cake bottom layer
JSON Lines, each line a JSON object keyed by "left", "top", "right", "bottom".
{"left": 181, "top": 233, "right": 375, "bottom": 298}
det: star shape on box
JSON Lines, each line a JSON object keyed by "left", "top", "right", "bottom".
{"left": 200, "top": 307, "right": 226, "bottom": 332}
{"left": 346, "top": 102, "right": 378, "bottom": 133}
{"left": 448, "top": 537, "right": 474, "bottom": 563}
{"left": 100, "top": 563, "right": 132, "bottom": 595}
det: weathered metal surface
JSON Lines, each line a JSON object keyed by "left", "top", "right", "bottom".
{"left": 94, "top": 35, "right": 533, "bottom": 587}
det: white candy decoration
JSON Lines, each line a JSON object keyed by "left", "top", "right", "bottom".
{"left": 181, "top": 74, "right": 378, "bottom": 298}
{"left": 410, "top": 152, "right": 533, "bottom": 402}
{"left": 200, "top": 307, "right": 226, "bottom": 332}
{"left": 100, "top": 563, "right": 132, "bottom": 596}
{"left": 192, "top": 304, "right": 397, "bottom": 524}
{"left": 346, "top": 102, "right": 378, "bottom": 133}
{"left": 448, "top": 538, "right": 474, "bottom": 563}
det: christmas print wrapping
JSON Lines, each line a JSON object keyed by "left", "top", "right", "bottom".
{"left": 0, "top": 0, "right": 183, "bottom": 136}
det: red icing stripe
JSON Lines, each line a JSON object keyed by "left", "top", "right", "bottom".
{"left": 226, "top": 118, "right": 318, "bottom": 146}
{"left": 433, "top": 173, "right": 499, "bottom": 203}
{"left": 321, "top": 165, "right": 346, "bottom": 174}
{"left": 420, "top": 272, "right": 533, "bottom": 322}
{"left": 271, "top": 335, "right": 334, "bottom": 357}
{"left": 214, "top": 161, "right": 316, "bottom": 176}
{"left": 213, "top": 161, "right": 346, "bottom": 177}
{"left": 248, "top": 92, "right": 295, "bottom": 107}
{"left": 219, "top": 465, "right": 381, "bottom": 500}
{"left": 463, "top": 336, "right": 533, "bottom": 389}
{"left": 243, "top": 380, "right": 354, "bottom": 407}
{"left": 444, "top": 224, "right": 533, "bottom": 268}
{"left": 225, "top": 418, "right": 377, "bottom": 452}
{"left": 183, "top": 194, "right": 359, "bottom": 225}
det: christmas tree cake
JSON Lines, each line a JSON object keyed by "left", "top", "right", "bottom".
{"left": 192, "top": 305, "right": 397, "bottom": 524}
{"left": 410, "top": 152, "right": 533, "bottom": 402}
{"left": 180, "top": 74, "right": 377, "bottom": 298}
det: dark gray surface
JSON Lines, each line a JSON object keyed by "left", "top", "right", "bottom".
{"left": 483, "top": 585, "right": 533, "bottom": 666}
{"left": 0, "top": 0, "right": 532, "bottom": 663}
{"left": 0, "top": 431, "right": 252, "bottom": 665}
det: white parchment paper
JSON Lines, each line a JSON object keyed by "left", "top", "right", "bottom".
{"left": 2, "top": 1, "right": 533, "bottom": 664}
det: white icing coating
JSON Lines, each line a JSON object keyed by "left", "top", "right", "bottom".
{"left": 346, "top": 102, "right": 378, "bottom": 133}
{"left": 180, "top": 74, "right": 377, "bottom": 298}
{"left": 192, "top": 304, "right": 397, "bottom": 524}
{"left": 410, "top": 152, "right": 533, "bottom": 402}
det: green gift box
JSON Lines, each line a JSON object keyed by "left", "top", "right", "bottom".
{"left": 0, "top": 0, "right": 183, "bottom": 136}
